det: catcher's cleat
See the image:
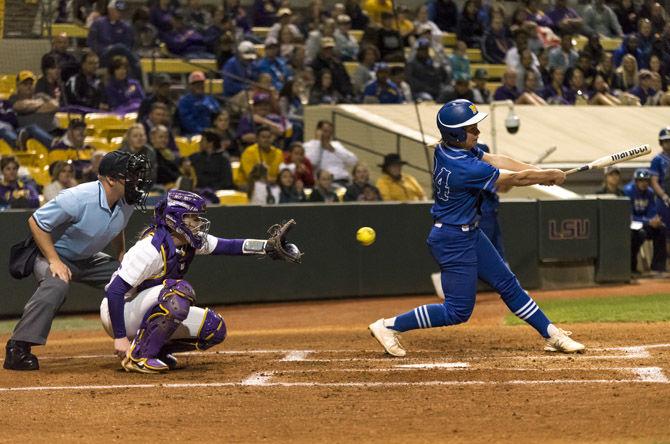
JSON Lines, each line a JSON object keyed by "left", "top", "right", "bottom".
{"left": 158, "top": 351, "right": 179, "bottom": 370}
{"left": 3, "top": 340, "right": 39, "bottom": 371}
{"left": 368, "top": 319, "right": 406, "bottom": 357}
{"left": 121, "top": 355, "right": 169, "bottom": 374}
{"left": 544, "top": 329, "right": 586, "bottom": 353}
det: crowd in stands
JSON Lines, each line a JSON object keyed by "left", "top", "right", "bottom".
{"left": 2, "top": 0, "right": 670, "bottom": 208}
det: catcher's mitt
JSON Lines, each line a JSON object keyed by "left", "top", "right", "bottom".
{"left": 265, "top": 219, "right": 303, "bottom": 264}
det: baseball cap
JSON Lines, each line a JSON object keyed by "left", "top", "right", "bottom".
{"left": 337, "top": 14, "right": 351, "bottom": 24}
{"left": 238, "top": 41, "right": 257, "bottom": 60}
{"left": 188, "top": 71, "right": 206, "bottom": 83}
{"left": 108, "top": 0, "right": 126, "bottom": 11}
{"left": 99, "top": 150, "right": 130, "bottom": 178}
{"left": 277, "top": 7, "right": 292, "bottom": 17}
{"left": 321, "top": 37, "right": 336, "bottom": 48}
{"left": 16, "top": 70, "right": 36, "bottom": 83}
{"left": 659, "top": 126, "right": 670, "bottom": 141}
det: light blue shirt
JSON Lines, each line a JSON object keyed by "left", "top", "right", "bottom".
{"left": 32, "top": 181, "right": 133, "bottom": 261}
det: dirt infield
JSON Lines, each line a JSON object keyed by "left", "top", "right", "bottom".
{"left": 1, "top": 282, "right": 670, "bottom": 443}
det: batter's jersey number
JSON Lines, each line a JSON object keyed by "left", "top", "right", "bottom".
{"left": 435, "top": 167, "right": 452, "bottom": 201}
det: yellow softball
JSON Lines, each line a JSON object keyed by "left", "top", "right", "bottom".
{"left": 356, "top": 227, "right": 376, "bottom": 246}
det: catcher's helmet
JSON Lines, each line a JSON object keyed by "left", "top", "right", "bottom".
{"left": 633, "top": 168, "right": 652, "bottom": 181}
{"left": 659, "top": 127, "right": 670, "bottom": 142}
{"left": 436, "top": 99, "right": 488, "bottom": 143}
{"left": 154, "top": 190, "right": 210, "bottom": 249}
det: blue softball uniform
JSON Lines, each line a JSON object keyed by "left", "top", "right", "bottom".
{"left": 649, "top": 152, "right": 670, "bottom": 228}
{"left": 389, "top": 142, "right": 551, "bottom": 338}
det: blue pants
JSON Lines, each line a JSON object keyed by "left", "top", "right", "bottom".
{"left": 478, "top": 212, "right": 505, "bottom": 260}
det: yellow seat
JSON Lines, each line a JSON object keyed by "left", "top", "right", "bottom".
{"left": 252, "top": 27, "right": 270, "bottom": 38}
{"left": 85, "top": 113, "right": 132, "bottom": 138}
{"left": 254, "top": 44, "right": 265, "bottom": 57}
{"left": 344, "top": 61, "right": 359, "bottom": 77}
{"left": 231, "top": 161, "right": 240, "bottom": 185}
{"left": 442, "top": 33, "right": 457, "bottom": 47}
{"left": 0, "top": 139, "right": 12, "bottom": 155}
{"left": 204, "top": 79, "right": 224, "bottom": 95}
{"left": 470, "top": 63, "right": 507, "bottom": 80}
{"left": 47, "top": 148, "right": 94, "bottom": 164}
{"left": 109, "top": 137, "right": 124, "bottom": 150}
{"left": 139, "top": 58, "right": 217, "bottom": 74}
{"left": 45, "top": 23, "right": 88, "bottom": 38}
{"left": 123, "top": 112, "right": 138, "bottom": 123}
{"left": 215, "top": 189, "right": 249, "bottom": 205}
{"left": 0, "top": 74, "right": 16, "bottom": 99}
{"left": 350, "top": 29, "right": 363, "bottom": 42}
{"left": 335, "top": 187, "right": 346, "bottom": 202}
{"left": 55, "top": 112, "right": 84, "bottom": 129}
{"left": 26, "top": 165, "right": 51, "bottom": 187}
{"left": 13, "top": 152, "right": 38, "bottom": 167}
{"left": 84, "top": 136, "right": 112, "bottom": 152}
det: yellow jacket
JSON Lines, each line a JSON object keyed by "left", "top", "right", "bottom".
{"left": 376, "top": 173, "right": 426, "bottom": 202}
{"left": 236, "top": 143, "right": 284, "bottom": 188}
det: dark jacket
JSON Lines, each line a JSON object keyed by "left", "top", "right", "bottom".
{"left": 189, "top": 150, "right": 233, "bottom": 190}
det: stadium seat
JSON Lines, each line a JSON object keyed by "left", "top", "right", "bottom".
{"left": 140, "top": 58, "right": 217, "bottom": 74}
{"left": 204, "top": 79, "right": 224, "bottom": 95}
{"left": 215, "top": 189, "right": 249, "bottom": 205}
{"left": 123, "top": 112, "right": 138, "bottom": 123}
{"left": 0, "top": 139, "right": 12, "bottom": 155}
{"left": 470, "top": 64, "right": 507, "bottom": 80}
{"left": 55, "top": 112, "right": 84, "bottom": 129}
{"left": 344, "top": 61, "right": 358, "bottom": 78}
{"left": 26, "top": 139, "right": 49, "bottom": 166}
{"left": 84, "top": 136, "right": 113, "bottom": 152}
{"left": 48, "top": 147, "right": 94, "bottom": 165}
{"left": 44, "top": 23, "right": 88, "bottom": 38}
{"left": 252, "top": 27, "right": 270, "bottom": 38}
{"left": 176, "top": 135, "right": 201, "bottom": 158}
{"left": 231, "top": 161, "right": 240, "bottom": 185}
{"left": 26, "top": 165, "right": 51, "bottom": 187}
{"left": 0, "top": 74, "right": 16, "bottom": 100}
{"left": 255, "top": 44, "right": 265, "bottom": 57}
{"left": 442, "top": 33, "right": 457, "bottom": 47}
{"left": 85, "top": 113, "right": 131, "bottom": 139}
{"left": 350, "top": 30, "right": 363, "bottom": 42}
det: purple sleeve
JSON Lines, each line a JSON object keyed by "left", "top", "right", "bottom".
{"left": 212, "top": 238, "right": 245, "bottom": 255}
{"left": 105, "top": 275, "right": 133, "bottom": 339}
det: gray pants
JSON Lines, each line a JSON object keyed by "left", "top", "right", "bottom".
{"left": 11, "top": 253, "right": 119, "bottom": 345}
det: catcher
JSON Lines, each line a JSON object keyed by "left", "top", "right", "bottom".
{"left": 100, "top": 189, "right": 302, "bottom": 373}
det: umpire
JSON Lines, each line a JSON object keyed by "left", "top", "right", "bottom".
{"left": 4, "top": 151, "right": 151, "bottom": 371}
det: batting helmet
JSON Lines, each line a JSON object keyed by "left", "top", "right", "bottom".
{"left": 659, "top": 127, "right": 670, "bottom": 142}
{"left": 436, "top": 99, "right": 488, "bottom": 143}
{"left": 154, "top": 190, "right": 210, "bottom": 249}
{"left": 633, "top": 168, "right": 652, "bottom": 181}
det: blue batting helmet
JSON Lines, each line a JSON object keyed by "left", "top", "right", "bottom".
{"left": 633, "top": 168, "right": 652, "bottom": 181}
{"left": 436, "top": 99, "right": 488, "bottom": 143}
{"left": 659, "top": 127, "right": 670, "bottom": 142}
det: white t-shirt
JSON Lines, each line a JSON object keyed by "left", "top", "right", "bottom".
{"left": 303, "top": 138, "right": 358, "bottom": 182}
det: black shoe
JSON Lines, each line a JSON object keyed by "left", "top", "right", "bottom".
{"left": 3, "top": 340, "right": 39, "bottom": 371}
{"left": 157, "top": 351, "right": 178, "bottom": 370}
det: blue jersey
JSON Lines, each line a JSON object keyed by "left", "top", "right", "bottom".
{"left": 430, "top": 143, "right": 499, "bottom": 225}
{"left": 623, "top": 181, "right": 658, "bottom": 223}
{"left": 649, "top": 152, "right": 670, "bottom": 193}
{"left": 477, "top": 143, "right": 499, "bottom": 215}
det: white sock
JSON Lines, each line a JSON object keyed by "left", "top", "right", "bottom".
{"left": 383, "top": 317, "right": 396, "bottom": 328}
{"left": 547, "top": 324, "right": 560, "bottom": 338}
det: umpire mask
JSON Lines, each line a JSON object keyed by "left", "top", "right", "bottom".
{"left": 124, "top": 154, "right": 153, "bottom": 210}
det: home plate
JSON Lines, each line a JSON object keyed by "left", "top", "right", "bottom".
{"left": 395, "top": 362, "right": 469, "bottom": 369}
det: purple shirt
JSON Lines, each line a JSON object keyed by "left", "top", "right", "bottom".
{"left": 105, "top": 78, "right": 145, "bottom": 112}
{"left": 493, "top": 84, "right": 520, "bottom": 101}
{"left": 0, "top": 179, "right": 40, "bottom": 208}
{"left": 87, "top": 17, "right": 134, "bottom": 55}
{"left": 547, "top": 7, "right": 580, "bottom": 30}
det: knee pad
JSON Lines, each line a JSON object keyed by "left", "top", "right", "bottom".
{"left": 195, "top": 309, "right": 227, "bottom": 350}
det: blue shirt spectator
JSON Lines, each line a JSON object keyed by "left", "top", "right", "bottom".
{"left": 582, "top": 0, "right": 623, "bottom": 38}
{"left": 162, "top": 14, "right": 213, "bottom": 59}
{"left": 177, "top": 71, "right": 221, "bottom": 136}
{"left": 493, "top": 70, "right": 521, "bottom": 101}
{"left": 482, "top": 16, "right": 512, "bottom": 64}
{"left": 457, "top": 0, "right": 485, "bottom": 48}
{"left": 252, "top": 0, "right": 280, "bottom": 27}
{"left": 548, "top": 34, "right": 579, "bottom": 71}
{"left": 449, "top": 41, "right": 471, "bottom": 81}
{"left": 547, "top": 0, "right": 583, "bottom": 33}
{"left": 624, "top": 178, "right": 658, "bottom": 223}
{"left": 613, "top": 34, "right": 644, "bottom": 68}
{"left": 628, "top": 70, "right": 656, "bottom": 105}
{"left": 87, "top": 4, "right": 134, "bottom": 56}
{"left": 362, "top": 64, "right": 403, "bottom": 104}
{"left": 222, "top": 41, "right": 258, "bottom": 97}
{"left": 254, "top": 39, "right": 291, "bottom": 91}
{"left": 149, "top": 1, "right": 175, "bottom": 34}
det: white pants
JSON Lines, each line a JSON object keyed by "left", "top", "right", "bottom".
{"left": 100, "top": 285, "right": 208, "bottom": 340}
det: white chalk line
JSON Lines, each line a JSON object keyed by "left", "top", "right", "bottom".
{"left": 272, "top": 366, "right": 663, "bottom": 373}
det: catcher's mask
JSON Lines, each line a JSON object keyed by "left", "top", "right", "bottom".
{"left": 154, "top": 190, "right": 210, "bottom": 249}
{"left": 99, "top": 151, "right": 153, "bottom": 210}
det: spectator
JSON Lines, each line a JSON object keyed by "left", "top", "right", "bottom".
{"left": 237, "top": 92, "right": 290, "bottom": 147}
{"left": 494, "top": 69, "right": 522, "bottom": 102}
{"left": 255, "top": 38, "right": 292, "bottom": 91}
{"left": 375, "top": 153, "right": 425, "bottom": 202}
{"left": 119, "top": 124, "right": 157, "bottom": 187}
{"left": 334, "top": 14, "right": 359, "bottom": 61}
{"left": 547, "top": 0, "right": 583, "bottom": 34}
{"left": 132, "top": 6, "right": 160, "bottom": 58}
{"left": 182, "top": 0, "right": 213, "bottom": 33}
{"left": 393, "top": 5, "right": 416, "bottom": 44}
{"left": 308, "top": 169, "right": 339, "bottom": 202}
{"left": 628, "top": 69, "right": 657, "bottom": 105}
{"left": 10, "top": 71, "right": 59, "bottom": 149}
{"left": 137, "top": 74, "right": 175, "bottom": 122}
{"left": 105, "top": 56, "right": 144, "bottom": 114}
{"left": 589, "top": 73, "right": 623, "bottom": 105}
{"left": 414, "top": 5, "right": 443, "bottom": 47}
{"left": 281, "top": 141, "right": 315, "bottom": 187}
{"left": 304, "top": 120, "right": 357, "bottom": 185}
{"left": 518, "top": 48, "right": 544, "bottom": 92}
{"left": 583, "top": 0, "right": 623, "bottom": 38}
{"left": 277, "top": 167, "right": 306, "bottom": 203}
{"left": 450, "top": 40, "right": 472, "bottom": 82}
{"left": 0, "top": 156, "right": 39, "bottom": 209}
{"left": 427, "top": 0, "right": 458, "bottom": 33}
{"left": 541, "top": 67, "right": 573, "bottom": 104}
{"left": 362, "top": 0, "right": 393, "bottom": 26}
{"left": 175, "top": 157, "right": 197, "bottom": 191}
{"left": 505, "top": 29, "right": 539, "bottom": 72}
{"left": 374, "top": 12, "right": 405, "bottom": 62}
{"left": 390, "top": 66, "right": 411, "bottom": 103}
{"left": 310, "top": 37, "right": 354, "bottom": 100}
{"left": 352, "top": 46, "right": 379, "bottom": 98}
{"left": 538, "top": 48, "right": 552, "bottom": 86}
{"left": 652, "top": 22, "right": 670, "bottom": 73}
{"left": 614, "top": 0, "right": 640, "bottom": 35}
{"left": 441, "top": 77, "right": 476, "bottom": 102}
{"left": 637, "top": 18, "right": 655, "bottom": 69}
{"left": 247, "top": 163, "right": 279, "bottom": 204}
{"left": 34, "top": 55, "right": 62, "bottom": 103}
{"left": 649, "top": 54, "right": 668, "bottom": 92}
{"left": 43, "top": 161, "right": 77, "bottom": 202}
{"left": 595, "top": 166, "right": 625, "bottom": 195}
{"left": 140, "top": 102, "right": 178, "bottom": 155}
{"left": 211, "top": 110, "right": 241, "bottom": 160}
{"left": 412, "top": 23, "right": 449, "bottom": 69}
{"left": 161, "top": 11, "right": 213, "bottom": 59}
{"left": 268, "top": 8, "right": 302, "bottom": 42}
{"left": 87, "top": 0, "right": 141, "bottom": 80}
{"left": 625, "top": 168, "right": 666, "bottom": 274}
{"left": 548, "top": 33, "right": 579, "bottom": 71}
{"left": 80, "top": 150, "right": 106, "bottom": 183}
{"left": 41, "top": 33, "right": 79, "bottom": 83}
{"left": 566, "top": 68, "right": 589, "bottom": 104}
{"left": 524, "top": 0, "right": 554, "bottom": 29}
{"left": 570, "top": 52, "right": 597, "bottom": 88}
{"left": 598, "top": 52, "right": 617, "bottom": 87}
{"left": 0, "top": 99, "right": 19, "bottom": 148}
{"left": 236, "top": 126, "right": 284, "bottom": 190}
{"left": 305, "top": 18, "right": 337, "bottom": 65}
{"left": 613, "top": 54, "right": 640, "bottom": 98}
{"left": 406, "top": 38, "right": 448, "bottom": 102}
{"left": 472, "top": 68, "right": 492, "bottom": 104}
{"left": 149, "top": 0, "right": 175, "bottom": 34}
{"left": 345, "top": 0, "right": 369, "bottom": 30}
{"left": 363, "top": 63, "right": 403, "bottom": 104}
{"left": 344, "top": 162, "right": 382, "bottom": 201}
{"left": 50, "top": 119, "right": 93, "bottom": 178}
{"left": 309, "top": 69, "right": 345, "bottom": 104}
{"left": 581, "top": 33, "right": 605, "bottom": 67}
{"left": 189, "top": 128, "right": 233, "bottom": 192}
{"left": 648, "top": 2, "right": 666, "bottom": 35}
{"left": 482, "top": 14, "right": 513, "bottom": 65}
{"left": 222, "top": 41, "right": 258, "bottom": 98}
{"left": 279, "top": 79, "right": 306, "bottom": 143}
{"left": 148, "top": 125, "right": 180, "bottom": 186}
{"left": 63, "top": 51, "right": 108, "bottom": 113}
{"left": 252, "top": 0, "right": 280, "bottom": 27}
{"left": 177, "top": 71, "right": 221, "bottom": 136}
{"left": 613, "top": 34, "right": 644, "bottom": 68}
{"left": 457, "top": 0, "right": 485, "bottom": 48}
{"left": 520, "top": 71, "right": 548, "bottom": 105}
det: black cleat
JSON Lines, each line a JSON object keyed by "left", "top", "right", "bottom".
{"left": 3, "top": 340, "right": 39, "bottom": 371}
